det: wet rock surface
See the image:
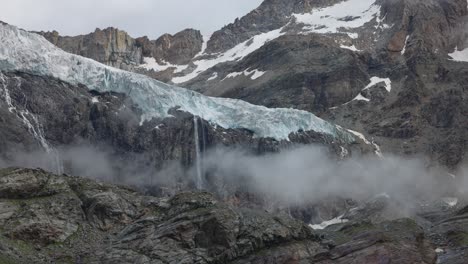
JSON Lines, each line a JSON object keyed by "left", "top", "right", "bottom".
{"left": 0, "top": 71, "right": 368, "bottom": 186}
{"left": 39, "top": 27, "right": 143, "bottom": 71}
{"left": 1, "top": 168, "right": 462, "bottom": 263}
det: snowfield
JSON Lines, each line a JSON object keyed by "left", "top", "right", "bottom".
{"left": 0, "top": 23, "right": 355, "bottom": 142}
{"left": 142, "top": 0, "right": 385, "bottom": 84}
{"left": 293, "top": 0, "right": 382, "bottom": 38}
{"left": 172, "top": 28, "right": 284, "bottom": 84}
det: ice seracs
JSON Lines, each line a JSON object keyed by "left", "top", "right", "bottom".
{"left": 0, "top": 23, "right": 355, "bottom": 142}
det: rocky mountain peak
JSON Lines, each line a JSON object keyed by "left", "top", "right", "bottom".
{"left": 39, "top": 26, "right": 143, "bottom": 70}
{"left": 205, "top": 0, "right": 344, "bottom": 54}
{"left": 135, "top": 28, "right": 203, "bottom": 65}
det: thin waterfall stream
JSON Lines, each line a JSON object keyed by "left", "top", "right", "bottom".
{"left": 0, "top": 73, "right": 64, "bottom": 174}
{"left": 193, "top": 116, "right": 204, "bottom": 189}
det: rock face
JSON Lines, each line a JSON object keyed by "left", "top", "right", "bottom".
{"left": 195, "top": 35, "right": 370, "bottom": 112}
{"left": 0, "top": 71, "right": 369, "bottom": 189}
{"left": 39, "top": 27, "right": 203, "bottom": 69}
{"left": 136, "top": 29, "right": 203, "bottom": 65}
{"left": 0, "top": 168, "right": 448, "bottom": 263}
{"left": 39, "top": 27, "right": 143, "bottom": 70}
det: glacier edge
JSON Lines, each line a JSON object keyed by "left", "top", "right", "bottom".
{"left": 0, "top": 23, "right": 355, "bottom": 142}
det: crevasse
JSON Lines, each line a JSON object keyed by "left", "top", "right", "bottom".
{"left": 0, "top": 23, "right": 355, "bottom": 142}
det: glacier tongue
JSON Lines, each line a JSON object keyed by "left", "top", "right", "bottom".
{"left": 0, "top": 24, "right": 355, "bottom": 142}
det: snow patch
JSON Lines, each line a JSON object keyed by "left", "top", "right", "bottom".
{"left": 363, "top": 77, "right": 392, "bottom": 92}
{"left": 223, "top": 68, "right": 266, "bottom": 81}
{"left": 401, "top": 35, "right": 410, "bottom": 55}
{"left": 353, "top": 93, "right": 370, "bottom": 102}
{"left": 172, "top": 28, "right": 284, "bottom": 84}
{"left": 442, "top": 197, "right": 458, "bottom": 207}
{"left": 340, "top": 44, "right": 361, "bottom": 52}
{"left": 332, "top": 76, "right": 391, "bottom": 107}
{"left": 248, "top": 69, "right": 266, "bottom": 80}
{"left": 207, "top": 72, "right": 218, "bottom": 81}
{"left": 347, "top": 129, "right": 383, "bottom": 157}
{"left": 351, "top": 76, "right": 392, "bottom": 101}
{"left": 194, "top": 33, "right": 211, "bottom": 58}
{"left": 139, "top": 57, "right": 188, "bottom": 73}
{"left": 309, "top": 215, "right": 349, "bottom": 230}
{"left": 294, "top": 0, "right": 382, "bottom": 38}
{"left": 448, "top": 46, "right": 468, "bottom": 62}
{"left": 223, "top": 71, "right": 243, "bottom": 80}
{"left": 91, "top": 97, "right": 99, "bottom": 103}
{"left": 0, "top": 24, "right": 355, "bottom": 142}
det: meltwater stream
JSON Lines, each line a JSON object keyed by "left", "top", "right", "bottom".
{"left": 0, "top": 72, "right": 64, "bottom": 174}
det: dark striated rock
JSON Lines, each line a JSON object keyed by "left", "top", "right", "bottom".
{"left": 190, "top": 34, "right": 369, "bottom": 113}
{"left": 315, "top": 218, "right": 437, "bottom": 264}
{"left": 0, "top": 168, "right": 323, "bottom": 263}
{"left": 0, "top": 168, "right": 446, "bottom": 263}
{"left": 0, "top": 71, "right": 367, "bottom": 190}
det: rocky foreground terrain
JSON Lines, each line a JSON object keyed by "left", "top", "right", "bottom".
{"left": 1, "top": 167, "right": 467, "bottom": 264}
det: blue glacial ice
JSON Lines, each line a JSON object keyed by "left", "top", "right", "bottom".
{"left": 0, "top": 23, "right": 355, "bottom": 142}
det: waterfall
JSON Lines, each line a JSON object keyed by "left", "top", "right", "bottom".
{"left": 0, "top": 73, "right": 63, "bottom": 174}
{"left": 193, "top": 116, "right": 204, "bottom": 190}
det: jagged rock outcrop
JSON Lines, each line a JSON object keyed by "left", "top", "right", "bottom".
{"left": 39, "top": 27, "right": 143, "bottom": 70}
{"left": 205, "top": 0, "right": 344, "bottom": 54}
{"left": 136, "top": 29, "right": 203, "bottom": 65}
{"left": 0, "top": 168, "right": 449, "bottom": 263}
{"left": 39, "top": 27, "right": 203, "bottom": 70}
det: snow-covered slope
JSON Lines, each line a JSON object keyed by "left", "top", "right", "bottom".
{"left": 150, "top": 0, "right": 386, "bottom": 84}
{"left": 293, "top": 0, "right": 383, "bottom": 38}
{"left": 0, "top": 24, "right": 355, "bottom": 142}
{"left": 171, "top": 28, "right": 284, "bottom": 84}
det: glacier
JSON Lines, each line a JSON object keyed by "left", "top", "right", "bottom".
{"left": 0, "top": 23, "right": 355, "bottom": 142}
